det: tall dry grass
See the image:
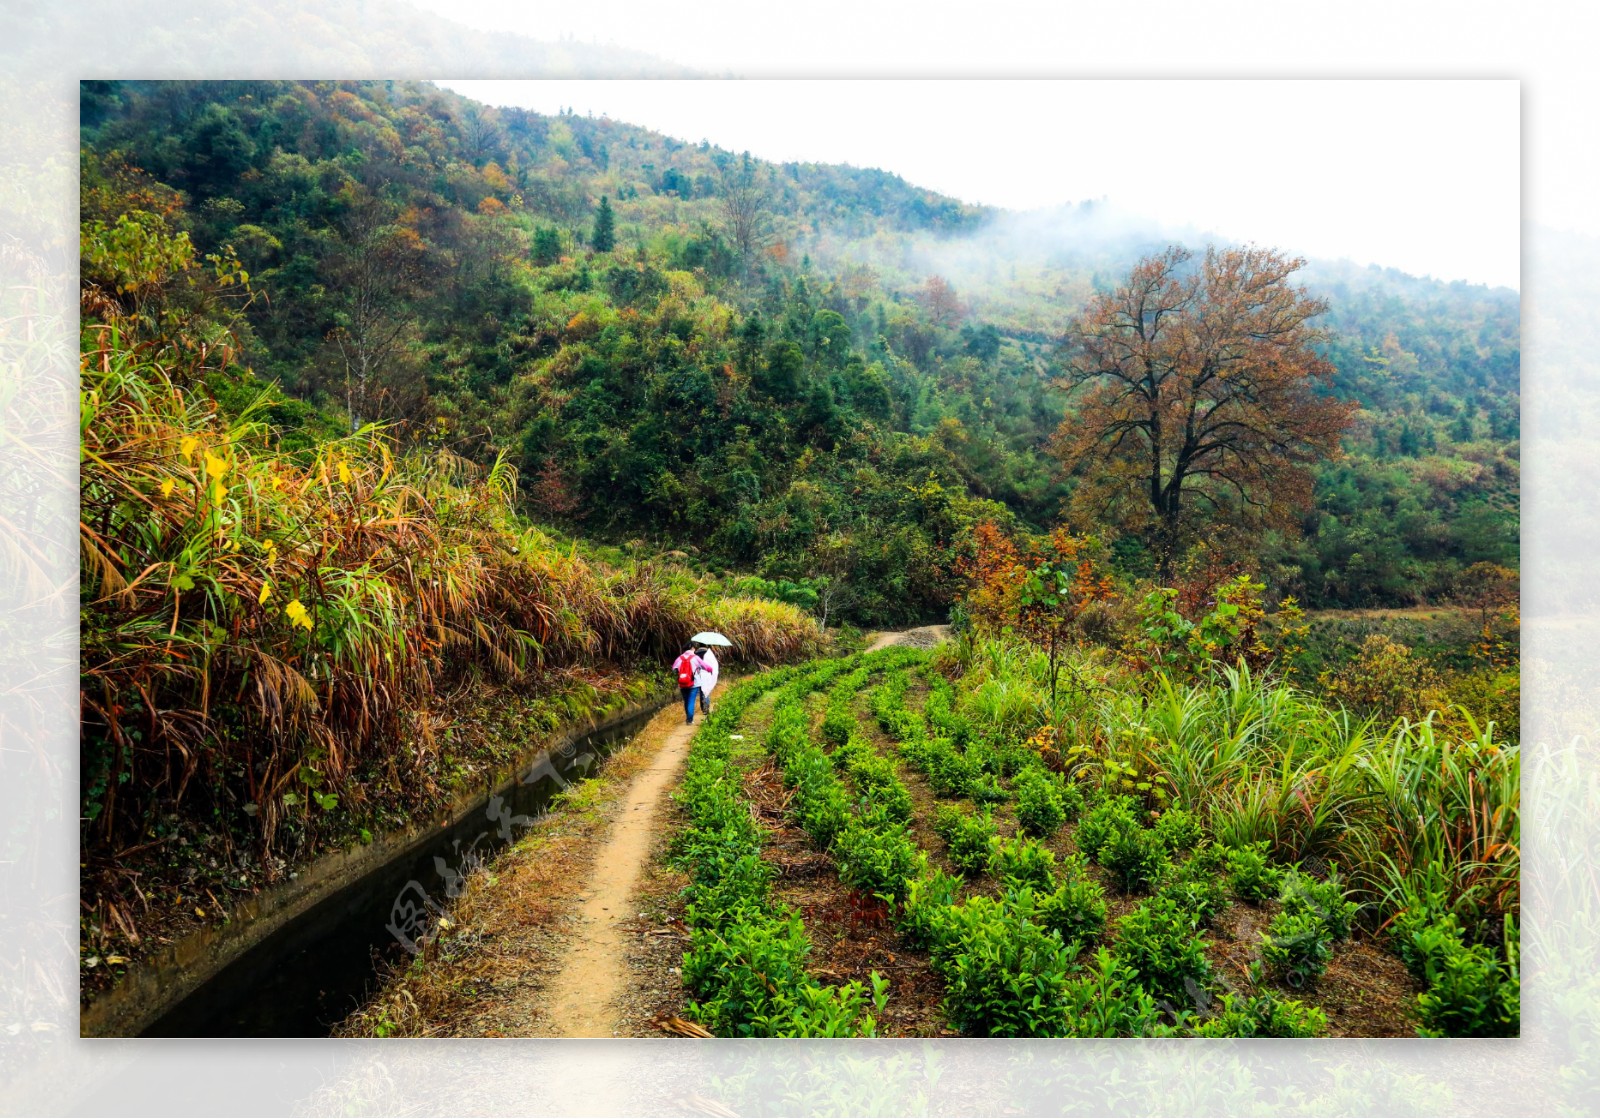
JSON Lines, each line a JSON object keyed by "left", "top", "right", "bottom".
{"left": 79, "top": 326, "right": 821, "bottom": 858}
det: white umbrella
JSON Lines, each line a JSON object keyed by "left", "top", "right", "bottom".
{"left": 691, "top": 631, "right": 733, "bottom": 647}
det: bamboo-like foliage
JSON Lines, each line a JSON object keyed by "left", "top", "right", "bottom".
{"left": 79, "top": 327, "right": 821, "bottom": 856}
{"left": 945, "top": 636, "right": 1518, "bottom": 933}
{"left": 1350, "top": 713, "right": 1520, "bottom": 930}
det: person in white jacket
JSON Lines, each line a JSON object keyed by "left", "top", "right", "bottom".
{"left": 694, "top": 645, "right": 720, "bottom": 713}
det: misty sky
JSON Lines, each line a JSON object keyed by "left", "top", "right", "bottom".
{"left": 439, "top": 79, "right": 1519, "bottom": 289}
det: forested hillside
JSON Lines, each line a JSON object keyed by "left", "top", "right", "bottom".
{"left": 81, "top": 78, "right": 1516, "bottom": 621}
{"left": 80, "top": 78, "right": 1518, "bottom": 619}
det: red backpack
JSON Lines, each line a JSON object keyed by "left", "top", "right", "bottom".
{"left": 676, "top": 654, "right": 696, "bottom": 687}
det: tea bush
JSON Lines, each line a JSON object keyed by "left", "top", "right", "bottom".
{"left": 1225, "top": 841, "right": 1283, "bottom": 903}
{"left": 1059, "top": 947, "right": 1178, "bottom": 1037}
{"left": 931, "top": 896, "right": 1080, "bottom": 1036}
{"left": 923, "top": 673, "right": 975, "bottom": 746}
{"left": 899, "top": 869, "right": 962, "bottom": 950}
{"left": 925, "top": 739, "right": 979, "bottom": 798}
{"left": 682, "top": 910, "right": 814, "bottom": 1035}
{"left": 1027, "top": 870, "right": 1108, "bottom": 945}
{"left": 1415, "top": 920, "right": 1520, "bottom": 1037}
{"left": 791, "top": 748, "right": 853, "bottom": 849}
{"left": 967, "top": 770, "right": 1008, "bottom": 805}
{"left": 1114, "top": 896, "right": 1213, "bottom": 1004}
{"left": 988, "top": 834, "right": 1059, "bottom": 893}
{"left": 1155, "top": 853, "right": 1230, "bottom": 927}
{"left": 1193, "top": 992, "right": 1328, "bottom": 1037}
{"left": 1153, "top": 807, "right": 1203, "bottom": 853}
{"left": 1076, "top": 794, "right": 1141, "bottom": 860}
{"left": 819, "top": 701, "right": 856, "bottom": 749}
{"left": 754, "top": 972, "right": 892, "bottom": 1038}
{"left": 1401, "top": 912, "right": 1520, "bottom": 1037}
{"left": 934, "top": 805, "right": 998, "bottom": 876}
{"left": 1260, "top": 907, "right": 1334, "bottom": 988}
{"left": 1057, "top": 775, "right": 1086, "bottom": 820}
{"left": 836, "top": 735, "right": 914, "bottom": 824}
{"left": 1279, "top": 867, "right": 1359, "bottom": 941}
{"left": 1099, "top": 821, "right": 1170, "bottom": 892}
{"left": 681, "top": 844, "right": 774, "bottom": 926}
{"left": 834, "top": 809, "right": 927, "bottom": 904}
{"left": 1014, "top": 767, "right": 1067, "bottom": 837}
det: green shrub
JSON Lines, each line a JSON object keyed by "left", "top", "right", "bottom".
{"left": 1028, "top": 872, "right": 1108, "bottom": 944}
{"left": 683, "top": 911, "right": 813, "bottom": 1036}
{"left": 932, "top": 896, "right": 1080, "bottom": 1036}
{"left": 995, "top": 741, "right": 1037, "bottom": 778}
{"left": 1155, "top": 854, "right": 1230, "bottom": 927}
{"left": 1225, "top": 841, "right": 1283, "bottom": 903}
{"left": 1114, "top": 896, "right": 1212, "bottom": 1004}
{"left": 1152, "top": 807, "right": 1202, "bottom": 853}
{"left": 1260, "top": 907, "right": 1334, "bottom": 988}
{"left": 935, "top": 805, "right": 998, "bottom": 876}
{"left": 1014, "top": 768, "right": 1066, "bottom": 837}
{"left": 872, "top": 673, "right": 920, "bottom": 740}
{"left": 672, "top": 795, "right": 759, "bottom": 862}
{"left": 966, "top": 742, "right": 1004, "bottom": 776}
{"left": 899, "top": 869, "right": 962, "bottom": 950}
{"left": 925, "top": 739, "right": 977, "bottom": 797}
{"left": 1402, "top": 916, "right": 1464, "bottom": 980}
{"left": 1415, "top": 925, "right": 1520, "bottom": 1037}
{"left": 833, "top": 810, "right": 927, "bottom": 904}
{"left": 829, "top": 733, "right": 872, "bottom": 771}
{"left": 861, "top": 779, "right": 915, "bottom": 825}
{"left": 1183, "top": 841, "right": 1229, "bottom": 878}
{"left": 988, "top": 834, "right": 1058, "bottom": 893}
{"left": 1099, "top": 822, "right": 1170, "bottom": 892}
{"left": 880, "top": 706, "right": 923, "bottom": 742}
{"left": 1279, "top": 867, "right": 1358, "bottom": 941}
{"left": 1406, "top": 913, "right": 1520, "bottom": 1037}
{"left": 788, "top": 745, "right": 852, "bottom": 849}
{"left": 1060, "top": 947, "right": 1177, "bottom": 1037}
{"left": 924, "top": 676, "right": 973, "bottom": 746}
{"left": 1057, "top": 777, "right": 1086, "bottom": 821}
{"left": 754, "top": 972, "right": 891, "bottom": 1038}
{"left": 1390, "top": 883, "right": 1458, "bottom": 979}
{"left": 681, "top": 847, "right": 774, "bottom": 926}
{"left": 967, "top": 770, "right": 1008, "bottom": 804}
{"left": 1194, "top": 992, "right": 1328, "bottom": 1037}
{"left": 1076, "top": 794, "right": 1140, "bottom": 860}
{"left": 765, "top": 703, "right": 811, "bottom": 768}
{"left": 837, "top": 736, "right": 914, "bottom": 823}
{"left": 819, "top": 702, "right": 856, "bottom": 749}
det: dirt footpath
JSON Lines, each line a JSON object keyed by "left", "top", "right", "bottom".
{"left": 535, "top": 705, "right": 697, "bottom": 1036}
{"left": 866, "top": 625, "right": 949, "bottom": 652}
{"left": 336, "top": 694, "right": 708, "bottom": 1038}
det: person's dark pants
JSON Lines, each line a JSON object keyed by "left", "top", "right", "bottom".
{"left": 681, "top": 685, "right": 702, "bottom": 723}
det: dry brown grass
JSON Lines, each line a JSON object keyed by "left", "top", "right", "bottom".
{"left": 79, "top": 325, "right": 822, "bottom": 863}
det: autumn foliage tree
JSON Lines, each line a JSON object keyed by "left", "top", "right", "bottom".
{"left": 1054, "top": 245, "right": 1356, "bottom": 580}
{"left": 920, "top": 274, "right": 965, "bottom": 327}
{"left": 960, "top": 522, "right": 1116, "bottom": 707}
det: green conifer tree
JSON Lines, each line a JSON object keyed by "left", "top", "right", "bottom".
{"left": 591, "top": 196, "right": 615, "bottom": 253}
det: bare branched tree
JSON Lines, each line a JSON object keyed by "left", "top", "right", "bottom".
{"left": 719, "top": 152, "right": 772, "bottom": 276}
{"left": 326, "top": 190, "right": 430, "bottom": 431}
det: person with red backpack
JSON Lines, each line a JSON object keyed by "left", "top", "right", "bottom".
{"left": 672, "top": 645, "right": 707, "bottom": 725}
